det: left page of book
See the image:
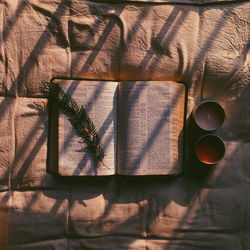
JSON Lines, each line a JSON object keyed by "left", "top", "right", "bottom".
{"left": 50, "top": 80, "right": 118, "bottom": 176}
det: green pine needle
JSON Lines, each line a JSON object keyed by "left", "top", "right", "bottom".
{"left": 40, "top": 81, "right": 105, "bottom": 167}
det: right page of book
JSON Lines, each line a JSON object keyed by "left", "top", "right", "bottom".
{"left": 117, "top": 81, "right": 186, "bottom": 175}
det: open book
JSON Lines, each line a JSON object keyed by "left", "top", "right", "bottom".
{"left": 48, "top": 79, "right": 186, "bottom": 176}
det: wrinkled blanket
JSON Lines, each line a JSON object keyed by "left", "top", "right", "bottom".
{"left": 0, "top": 0, "right": 249, "bottom": 249}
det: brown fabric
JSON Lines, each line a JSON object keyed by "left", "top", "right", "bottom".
{"left": 92, "top": 0, "right": 249, "bottom": 4}
{"left": 0, "top": 0, "right": 249, "bottom": 249}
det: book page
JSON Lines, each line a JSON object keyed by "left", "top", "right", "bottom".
{"left": 53, "top": 80, "right": 118, "bottom": 176}
{"left": 118, "top": 81, "right": 186, "bottom": 175}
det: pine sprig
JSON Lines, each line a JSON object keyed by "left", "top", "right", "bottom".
{"left": 40, "top": 81, "right": 105, "bottom": 166}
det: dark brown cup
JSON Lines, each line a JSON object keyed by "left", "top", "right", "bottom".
{"left": 192, "top": 100, "right": 225, "bottom": 131}
{"left": 195, "top": 134, "right": 225, "bottom": 165}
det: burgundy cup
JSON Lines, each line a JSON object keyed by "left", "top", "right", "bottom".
{"left": 192, "top": 100, "right": 225, "bottom": 131}
{"left": 195, "top": 134, "right": 225, "bottom": 165}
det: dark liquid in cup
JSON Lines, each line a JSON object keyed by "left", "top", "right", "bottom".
{"left": 195, "top": 135, "right": 225, "bottom": 164}
{"left": 194, "top": 101, "right": 225, "bottom": 131}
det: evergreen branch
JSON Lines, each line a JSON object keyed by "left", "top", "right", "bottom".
{"left": 40, "top": 81, "right": 105, "bottom": 166}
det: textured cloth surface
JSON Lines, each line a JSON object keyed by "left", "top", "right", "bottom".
{"left": 0, "top": 0, "right": 249, "bottom": 249}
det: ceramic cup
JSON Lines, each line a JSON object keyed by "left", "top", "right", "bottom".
{"left": 192, "top": 100, "right": 225, "bottom": 131}
{"left": 195, "top": 134, "right": 225, "bottom": 165}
